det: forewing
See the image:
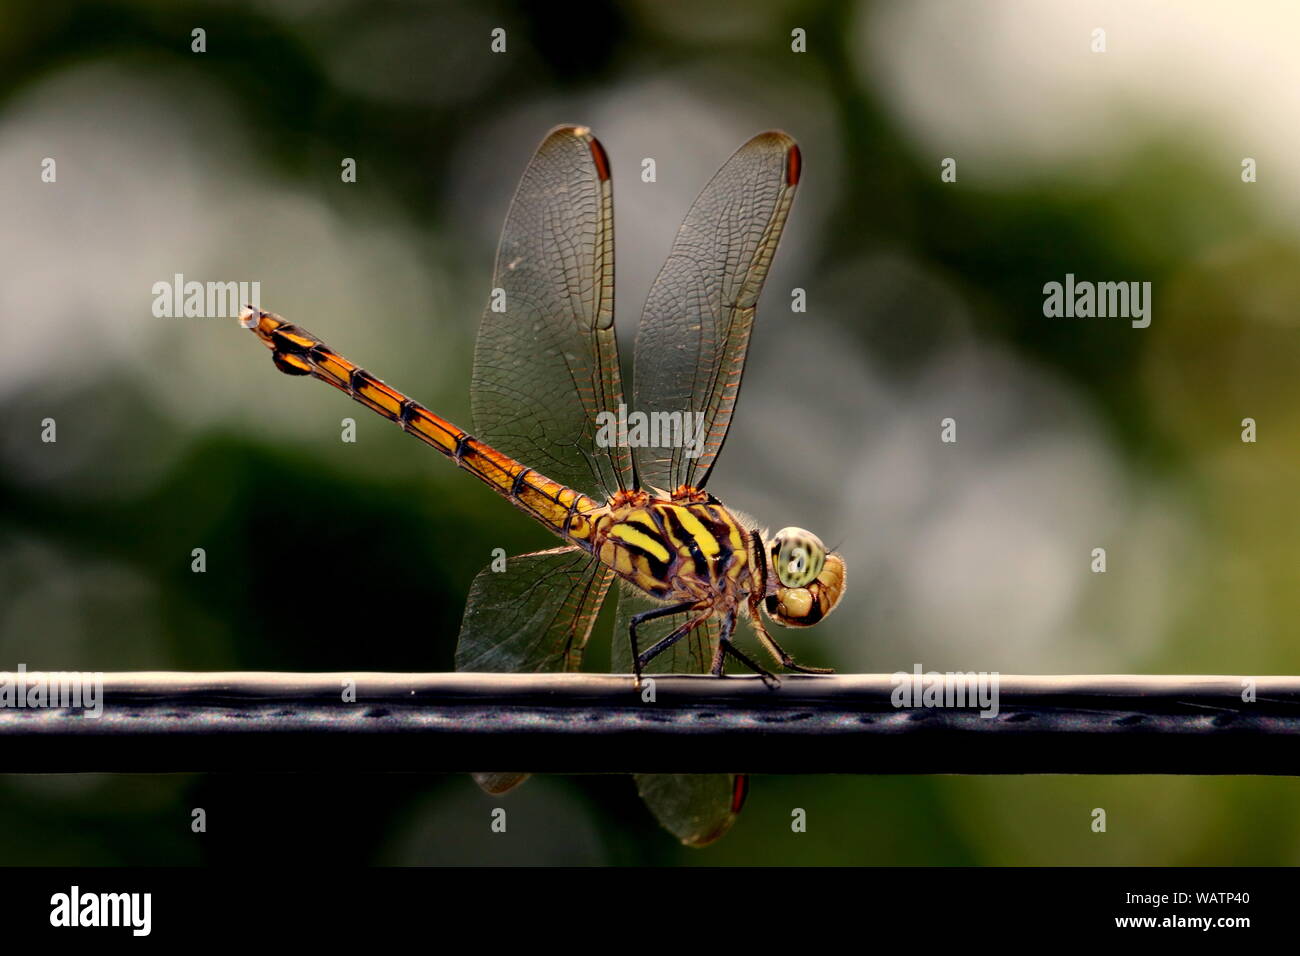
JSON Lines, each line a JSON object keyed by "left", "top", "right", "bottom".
{"left": 472, "top": 125, "right": 633, "bottom": 498}
{"left": 612, "top": 587, "right": 744, "bottom": 846}
{"left": 632, "top": 131, "right": 800, "bottom": 492}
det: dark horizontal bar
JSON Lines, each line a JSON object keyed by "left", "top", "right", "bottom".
{"left": 0, "top": 672, "right": 1297, "bottom": 774}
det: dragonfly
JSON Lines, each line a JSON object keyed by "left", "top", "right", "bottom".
{"left": 241, "top": 125, "right": 845, "bottom": 845}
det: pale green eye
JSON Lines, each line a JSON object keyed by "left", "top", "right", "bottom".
{"left": 772, "top": 527, "right": 826, "bottom": 588}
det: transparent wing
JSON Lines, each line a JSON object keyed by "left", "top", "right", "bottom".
{"left": 456, "top": 546, "right": 613, "bottom": 673}
{"left": 632, "top": 131, "right": 800, "bottom": 492}
{"left": 612, "top": 588, "right": 744, "bottom": 846}
{"left": 632, "top": 773, "right": 746, "bottom": 848}
{"left": 456, "top": 546, "right": 614, "bottom": 795}
{"left": 472, "top": 125, "right": 633, "bottom": 499}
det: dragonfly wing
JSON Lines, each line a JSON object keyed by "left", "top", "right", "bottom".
{"left": 633, "top": 131, "right": 800, "bottom": 493}
{"left": 472, "top": 125, "right": 633, "bottom": 499}
{"left": 472, "top": 770, "right": 530, "bottom": 795}
{"left": 613, "top": 588, "right": 744, "bottom": 846}
{"left": 456, "top": 546, "right": 614, "bottom": 795}
{"left": 632, "top": 773, "right": 746, "bottom": 848}
{"left": 456, "top": 546, "right": 613, "bottom": 673}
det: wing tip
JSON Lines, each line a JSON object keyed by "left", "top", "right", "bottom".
{"left": 549, "top": 123, "right": 590, "bottom": 137}
{"left": 545, "top": 124, "right": 611, "bottom": 181}
{"left": 746, "top": 130, "right": 801, "bottom": 185}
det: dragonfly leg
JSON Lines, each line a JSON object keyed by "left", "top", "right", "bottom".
{"left": 634, "top": 605, "right": 714, "bottom": 683}
{"left": 780, "top": 658, "right": 835, "bottom": 675}
{"left": 721, "top": 644, "right": 780, "bottom": 688}
{"left": 708, "top": 610, "right": 779, "bottom": 686}
{"left": 708, "top": 610, "right": 734, "bottom": 676}
{"left": 708, "top": 641, "right": 725, "bottom": 677}
{"left": 629, "top": 601, "right": 699, "bottom": 685}
{"left": 748, "top": 597, "right": 835, "bottom": 675}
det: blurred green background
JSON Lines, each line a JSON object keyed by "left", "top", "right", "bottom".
{"left": 4, "top": 0, "right": 1300, "bottom": 864}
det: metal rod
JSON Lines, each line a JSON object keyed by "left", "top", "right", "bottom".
{"left": 0, "top": 672, "right": 1296, "bottom": 774}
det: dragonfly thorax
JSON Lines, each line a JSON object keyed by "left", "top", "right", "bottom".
{"left": 589, "top": 493, "right": 756, "bottom": 607}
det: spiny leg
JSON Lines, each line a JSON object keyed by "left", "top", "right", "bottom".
{"left": 709, "top": 610, "right": 780, "bottom": 687}
{"left": 721, "top": 641, "right": 780, "bottom": 688}
{"left": 635, "top": 607, "right": 714, "bottom": 682}
{"left": 776, "top": 647, "right": 835, "bottom": 674}
{"left": 749, "top": 596, "right": 835, "bottom": 675}
{"left": 708, "top": 610, "right": 734, "bottom": 677}
{"left": 629, "top": 600, "right": 700, "bottom": 685}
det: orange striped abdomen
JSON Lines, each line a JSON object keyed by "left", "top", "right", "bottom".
{"left": 244, "top": 308, "right": 602, "bottom": 543}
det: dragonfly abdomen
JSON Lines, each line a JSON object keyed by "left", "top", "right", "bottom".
{"left": 243, "top": 307, "right": 601, "bottom": 542}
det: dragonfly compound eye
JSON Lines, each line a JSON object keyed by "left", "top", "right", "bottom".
{"left": 771, "top": 527, "right": 826, "bottom": 588}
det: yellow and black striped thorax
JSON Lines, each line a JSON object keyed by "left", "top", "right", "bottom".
{"left": 593, "top": 500, "right": 751, "bottom": 600}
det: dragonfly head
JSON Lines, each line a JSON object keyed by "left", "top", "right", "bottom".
{"left": 763, "top": 528, "right": 846, "bottom": 628}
